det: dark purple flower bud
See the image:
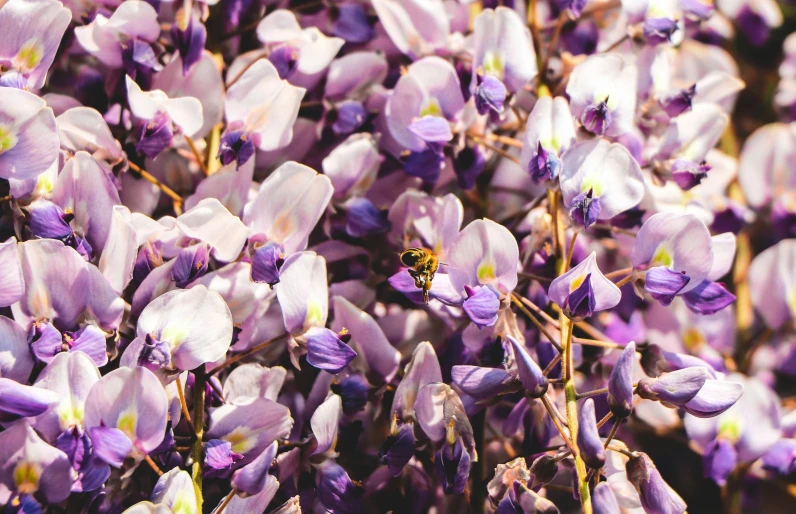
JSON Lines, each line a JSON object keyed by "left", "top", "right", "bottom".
{"left": 626, "top": 452, "right": 687, "bottom": 514}
{"left": 569, "top": 190, "right": 601, "bottom": 229}
{"left": 702, "top": 438, "right": 737, "bottom": 486}
{"left": 451, "top": 365, "right": 518, "bottom": 400}
{"left": 251, "top": 242, "right": 285, "bottom": 286}
{"left": 231, "top": 441, "right": 277, "bottom": 497}
{"left": 379, "top": 423, "right": 416, "bottom": 476}
{"left": 577, "top": 398, "right": 606, "bottom": 468}
{"left": 737, "top": 6, "right": 770, "bottom": 46}
{"left": 218, "top": 129, "right": 256, "bottom": 167}
{"left": 64, "top": 325, "right": 108, "bottom": 367}
{"left": 660, "top": 84, "right": 696, "bottom": 117}
{"left": 29, "top": 201, "right": 74, "bottom": 241}
{"left": 305, "top": 327, "right": 357, "bottom": 374}
{"left": 643, "top": 17, "right": 679, "bottom": 45}
{"left": 345, "top": 197, "right": 391, "bottom": 238}
{"left": 772, "top": 201, "right": 796, "bottom": 240}
{"left": 565, "top": 272, "right": 597, "bottom": 319}
{"left": 529, "top": 454, "right": 558, "bottom": 486}
{"left": 593, "top": 482, "right": 620, "bottom": 514}
{"left": 332, "top": 4, "right": 375, "bottom": 43}
{"left": 317, "top": 461, "right": 364, "bottom": 513}
{"left": 671, "top": 159, "right": 710, "bottom": 190}
{"left": 137, "top": 111, "right": 174, "bottom": 159}
{"left": 122, "top": 39, "right": 159, "bottom": 88}
{"left": 170, "top": 13, "right": 207, "bottom": 76}
{"left": 205, "top": 439, "right": 244, "bottom": 471}
{"left": 762, "top": 439, "right": 796, "bottom": 476}
{"left": 434, "top": 436, "right": 471, "bottom": 494}
{"left": 0, "top": 377, "right": 59, "bottom": 423}
{"left": 29, "top": 321, "right": 63, "bottom": 364}
{"left": 404, "top": 144, "right": 445, "bottom": 183}
{"left": 171, "top": 243, "right": 210, "bottom": 288}
{"left": 635, "top": 367, "right": 709, "bottom": 405}
{"left": 56, "top": 427, "right": 109, "bottom": 493}
{"left": 640, "top": 343, "right": 669, "bottom": 377}
{"left": 609, "top": 342, "right": 635, "bottom": 418}
{"left": 87, "top": 427, "right": 132, "bottom": 468}
{"left": 333, "top": 101, "right": 368, "bottom": 135}
{"left": 331, "top": 374, "right": 369, "bottom": 415}
{"left": 268, "top": 44, "right": 300, "bottom": 80}
{"left": 138, "top": 334, "right": 172, "bottom": 372}
{"left": 610, "top": 206, "right": 646, "bottom": 229}
{"left": 681, "top": 280, "right": 736, "bottom": 315}
{"left": 509, "top": 337, "right": 548, "bottom": 398}
{"left": 711, "top": 202, "right": 747, "bottom": 235}
{"left": 454, "top": 145, "right": 486, "bottom": 190}
{"left": 582, "top": 101, "right": 612, "bottom": 135}
{"left": 529, "top": 142, "right": 562, "bottom": 184}
{"left": 474, "top": 74, "right": 507, "bottom": 115}
{"left": 134, "top": 241, "right": 163, "bottom": 285}
{"left": 562, "top": 20, "right": 599, "bottom": 56}
{"left": 644, "top": 266, "right": 690, "bottom": 306}
{"left": 462, "top": 284, "right": 500, "bottom": 328}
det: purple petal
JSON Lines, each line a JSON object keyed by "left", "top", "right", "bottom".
{"left": 170, "top": 243, "right": 210, "bottom": 288}
{"left": 626, "top": 453, "right": 687, "bottom": 514}
{"left": 0, "top": 377, "right": 59, "bottom": 422}
{"left": 331, "top": 4, "right": 375, "bottom": 43}
{"left": 305, "top": 327, "right": 357, "bottom": 374}
{"left": 577, "top": 398, "right": 606, "bottom": 469}
{"left": 344, "top": 197, "right": 391, "bottom": 238}
{"left": 582, "top": 101, "right": 612, "bottom": 135}
{"left": 643, "top": 17, "right": 679, "bottom": 45}
{"left": 250, "top": 242, "right": 284, "bottom": 286}
{"left": 682, "top": 379, "right": 744, "bottom": 418}
{"left": 332, "top": 101, "right": 368, "bottom": 135}
{"left": 682, "top": 280, "right": 736, "bottom": 315}
{"left": 569, "top": 190, "right": 601, "bottom": 229}
{"left": 434, "top": 437, "right": 471, "bottom": 494}
{"left": 592, "top": 482, "right": 620, "bottom": 514}
{"left": 231, "top": 441, "right": 278, "bottom": 497}
{"left": 407, "top": 116, "right": 453, "bottom": 143}
{"left": 88, "top": 427, "right": 133, "bottom": 468}
{"left": 451, "top": 365, "right": 516, "bottom": 400}
{"left": 136, "top": 111, "right": 173, "bottom": 159}
{"left": 644, "top": 266, "right": 690, "bottom": 306}
{"left": 205, "top": 439, "right": 243, "bottom": 471}
{"left": 462, "top": 285, "right": 500, "bottom": 328}
{"left": 310, "top": 394, "right": 342, "bottom": 456}
{"left": 608, "top": 342, "right": 635, "bottom": 417}
{"left": 66, "top": 325, "right": 108, "bottom": 367}
{"left": 29, "top": 321, "right": 63, "bottom": 364}
{"left": 218, "top": 129, "right": 256, "bottom": 167}
{"left": 474, "top": 75, "right": 507, "bottom": 115}
{"left": 509, "top": 337, "right": 548, "bottom": 398}
{"left": 317, "top": 461, "right": 364, "bottom": 514}
{"left": 170, "top": 14, "right": 207, "bottom": 76}
{"left": 403, "top": 144, "right": 445, "bottom": 183}
{"left": 379, "top": 423, "right": 416, "bottom": 476}
{"left": 702, "top": 438, "right": 737, "bottom": 486}
{"left": 635, "top": 367, "right": 710, "bottom": 405}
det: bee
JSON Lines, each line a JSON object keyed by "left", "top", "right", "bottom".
{"left": 400, "top": 247, "right": 440, "bottom": 304}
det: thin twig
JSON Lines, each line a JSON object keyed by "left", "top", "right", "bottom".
{"left": 511, "top": 293, "right": 563, "bottom": 352}
{"left": 207, "top": 334, "right": 288, "bottom": 376}
{"left": 603, "top": 418, "right": 621, "bottom": 449}
{"left": 573, "top": 337, "right": 624, "bottom": 349}
{"left": 602, "top": 33, "right": 630, "bottom": 53}
{"left": 482, "top": 133, "right": 524, "bottom": 148}
{"left": 543, "top": 353, "right": 562, "bottom": 376}
{"left": 596, "top": 412, "right": 613, "bottom": 429}
{"left": 576, "top": 387, "right": 609, "bottom": 400}
{"left": 175, "top": 375, "right": 194, "bottom": 430}
{"left": 128, "top": 161, "right": 184, "bottom": 204}
{"left": 540, "top": 12, "right": 567, "bottom": 81}
{"left": 215, "top": 489, "right": 237, "bottom": 514}
{"left": 144, "top": 455, "right": 164, "bottom": 476}
{"left": 605, "top": 267, "right": 633, "bottom": 279}
{"left": 184, "top": 136, "right": 209, "bottom": 177}
{"left": 565, "top": 231, "right": 578, "bottom": 272}
{"left": 615, "top": 274, "right": 633, "bottom": 288}
{"left": 540, "top": 395, "right": 578, "bottom": 455}
{"left": 518, "top": 271, "right": 553, "bottom": 282}
{"left": 467, "top": 134, "right": 520, "bottom": 164}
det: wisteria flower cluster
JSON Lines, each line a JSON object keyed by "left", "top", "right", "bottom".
{"left": 0, "top": 0, "right": 794, "bottom": 512}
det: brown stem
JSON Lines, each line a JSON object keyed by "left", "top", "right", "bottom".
{"left": 467, "top": 134, "right": 520, "bottom": 164}
{"left": 590, "top": 223, "right": 637, "bottom": 237}
{"left": 128, "top": 161, "right": 184, "bottom": 204}
{"left": 573, "top": 337, "right": 624, "bottom": 349}
{"left": 596, "top": 412, "right": 613, "bottom": 429}
{"left": 144, "top": 454, "right": 164, "bottom": 476}
{"left": 207, "top": 334, "right": 288, "bottom": 376}
{"left": 543, "top": 353, "right": 563, "bottom": 376}
{"left": 511, "top": 293, "right": 563, "bottom": 352}
{"left": 576, "top": 387, "right": 608, "bottom": 400}
{"left": 540, "top": 395, "right": 578, "bottom": 455}
{"left": 184, "top": 136, "right": 209, "bottom": 177}
{"left": 605, "top": 267, "right": 633, "bottom": 279}
{"left": 482, "top": 132, "right": 524, "bottom": 148}
{"left": 603, "top": 418, "right": 621, "bottom": 449}
{"left": 601, "top": 33, "right": 630, "bottom": 53}
{"left": 175, "top": 375, "right": 194, "bottom": 430}
{"left": 565, "top": 230, "right": 578, "bottom": 272}
{"left": 615, "top": 274, "right": 633, "bottom": 288}
{"left": 215, "top": 489, "right": 237, "bottom": 514}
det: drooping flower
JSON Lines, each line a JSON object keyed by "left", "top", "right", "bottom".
{"left": 520, "top": 96, "right": 577, "bottom": 184}
{"left": 0, "top": 88, "right": 59, "bottom": 181}
{"left": 549, "top": 252, "right": 622, "bottom": 320}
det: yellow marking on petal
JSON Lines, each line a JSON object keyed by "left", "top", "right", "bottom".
{"left": 651, "top": 245, "right": 674, "bottom": 269}
{"left": 58, "top": 400, "right": 84, "bottom": 429}
{"left": 161, "top": 325, "right": 187, "bottom": 348}
{"left": 305, "top": 299, "right": 325, "bottom": 328}
{"left": 477, "top": 260, "right": 496, "bottom": 283}
{"left": 225, "top": 428, "right": 254, "bottom": 454}
{"left": 419, "top": 99, "right": 442, "bottom": 118}
{"left": 482, "top": 51, "right": 504, "bottom": 78}
{"left": 0, "top": 125, "right": 18, "bottom": 154}
{"left": 788, "top": 290, "right": 796, "bottom": 317}
{"left": 718, "top": 417, "right": 742, "bottom": 443}
{"left": 580, "top": 175, "right": 604, "bottom": 197}
{"left": 569, "top": 274, "right": 586, "bottom": 293}
{"left": 13, "top": 461, "right": 41, "bottom": 495}
{"left": 14, "top": 39, "right": 43, "bottom": 72}
{"left": 117, "top": 410, "right": 137, "bottom": 440}
{"left": 270, "top": 211, "right": 297, "bottom": 244}
{"left": 682, "top": 327, "right": 705, "bottom": 352}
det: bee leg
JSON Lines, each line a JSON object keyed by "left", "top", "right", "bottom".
{"left": 422, "top": 288, "right": 429, "bottom": 305}
{"left": 422, "top": 280, "right": 431, "bottom": 305}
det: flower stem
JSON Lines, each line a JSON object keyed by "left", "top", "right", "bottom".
{"left": 144, "top": 454, "right": 164, "bottom": 476}
{"left": 562, "top": 316, "right": 593, "bottom": 514}
{"left": 184, "top": 135, "right": 209, "bottom": 177}
{"left": 175, "top": 375, "right": 194, "bottom": 433}
{"left": 216, "top": 488, "right": 236, "bottom": 514}
{"left": 615, "top": 273, "right": 633, "bottom": 288}
{"left": 511, "top": 293, "right": 563, "bottom": 352}
{"left": 191, "top": 365, "right": 206, "bottom": 510}
{"left": 127, "top": 161, "right": 184, "bottom": 205}
{"left": 206, "top": 333, "right": 288, "bottom": 376}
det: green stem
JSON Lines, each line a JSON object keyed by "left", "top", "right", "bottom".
{"left": 562, "top": 317, "right": 593, "bottom": 514}
{"left": 191, "top": 365, "right": 206, "bottom": 510}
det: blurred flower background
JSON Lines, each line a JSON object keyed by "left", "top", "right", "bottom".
{"left": 0, "top": 0, "right": 794, "bottom": 512}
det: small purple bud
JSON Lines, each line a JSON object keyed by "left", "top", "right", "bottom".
{"left": 529, "top": 454, "right": 558, "bottom": 485}
{"left": 170, "top": 13, "right": 207, "bottom": 76}
{"left": 137, "top": 111, "right": 173, "bottom": 159}
{"left": 681, "top": 280, "right": 736, "bottom": 315}
{"left": 138, "top": 334, "right": 172, "bottom": 372}
{"left": 345, "top": 197, "right": 391, "bottom": 238}
{"left": 251, "top": 242, "right": 285, "bottom": 286}
{"left": 509, "top": 337, "right": 548, "bottom": 398}
{"left": 644, "top": 266, "right": 690, "bottom": 306}
{"left": 379, "top": 423, "right": 416, "bottom": 476}
{"left": 305, "top": 327, "right": 357, "bottom": 374}
{"left": 231, "top": 441, "right": 277, "bottom": 497}
{"left": 566, "top": 273, "right": 597, "bottom": 319}
{"left": 660, "top": 84, "right": 696, "bottom": 117}
{"left": 671, "top": 159, "right": 710, "bottom": 190}
{"left": 451, "top": 365, "right": 518, "bottom": 400}
{"left": 577, "top": 398, "right": 606, "bottom": 469}
{"left": 462, "top": 285, "right": 500, "bottom": 328}
{"left": 29, "top": 202, "right": 74, "bottom": 241}
{"left": 635, "top": 367, "right": 709, "bottom": 405}
{"left": 529, "top": 142, "right": 563, "bottom": 184}
{"left": 681, "top": 379, "right": 743, "bottom": 418}
{"left": 582, "top": 100, "right": 612, "bottom": 135}
{"left": 404, "top": 144, "right": 445, "bottom": 183}
{"left": 268, "top": 44, "right": 300, "bottom": 80}
{"left": 608, "top": 342, "right": 635, "bottom": 418}
{"left": 570, "top": 190, "right": 601, "bottom": 228}
{"left": 218, "top": 129, "right": 256, "bottom": 167}
{"left": 592, "top": 482, "right": 620, "bottom": 514}
{"left": 171, "top": 243, "right": 210, "bottom": 288}
{"left": 29, "top": 321, "right": 63, "bottom": 364}
{"left": 626, "top": 452, "right": 687, "bottom": 514}
{"left": 331, "top": 4, "right": 375, "bottom": 43}
{"left": 737, "top": 6, "right": 770, "bottom": 46}
{"left": 702, "top": 438, "right": 737, "bottom": 486}
{"left": 205, "top": 439, "right": 244, "bottom": 471}
{"left": 474, "top": 74, "right": 507, "bottom": 115}
{"left": 643, "top": 18, "right": 679, "bottom": 45}
{"left": 332, "top": 101, "right": 368, "bottom": 135}
{"left": 562, "top": 20, "right": 599, "bottom": 56}
{"left": 0, "top": 377, "right": 59, "bottom": 422}
{"left": 317, "top": 461, "right": 364, "bottom": 513}
{"left": 331, "top": 374, "right": 370, "bottom": 415}
{"left": 434, "top": 436, "right": 471, "bottom": 494}
{"left": 514, "top": 480, "right": 560, "bottom": 513}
